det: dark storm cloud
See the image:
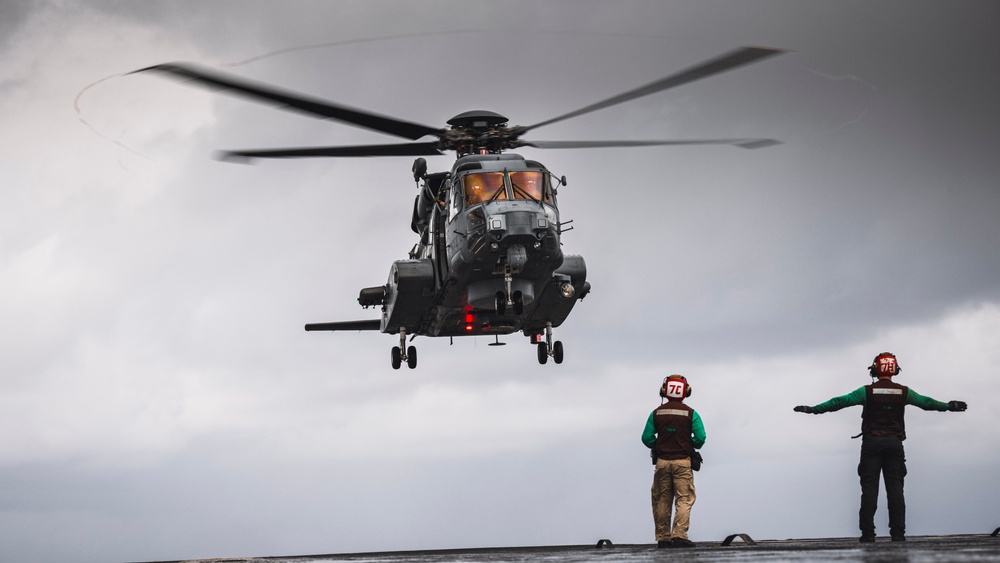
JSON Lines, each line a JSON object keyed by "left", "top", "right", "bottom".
{"left": 0, "top": 0, "right": 37, "bottom": 46}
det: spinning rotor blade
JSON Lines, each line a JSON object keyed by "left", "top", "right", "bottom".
{"left": 133, "top": 63, "right": 443, "bottom": 141}
{"left": 520, "top": 46, "right": 784, "bottom": 134}
{"left": 217, "top": 142, "right": 444, "bottom": 162}
{"left": 305, "top": 320, "right": 381, "bottom": 332}
{"left": 518, "top": 138, "right": 781, "bottom": 150}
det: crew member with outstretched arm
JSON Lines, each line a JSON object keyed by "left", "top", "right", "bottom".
{"left": 794, "top": 352, "right": 967, "bottom": 542}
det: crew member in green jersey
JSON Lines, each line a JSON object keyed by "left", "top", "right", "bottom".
{"left": 794, "top": 352, "right": 967, "bottom": 543}
{"left": 642, "top": 374, "right": 706, "bottom": 548}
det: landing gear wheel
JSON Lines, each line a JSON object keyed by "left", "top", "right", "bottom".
{"left": 495, "top": 292, "right": 506, "bottom": 316}
{"left": 391, "top": 346, "right": 402, "bottom": 370}
{"left": 537, "top": 342, "right": 548, "bottom": 365}
{"left": 407, "top": 346, "right": 418, "bottom": 369}
{"left": 552, "top": 340, "right": 564, "bottom": 364}
{"left": 512, "top": 291, "right": 524, "bottom": 315}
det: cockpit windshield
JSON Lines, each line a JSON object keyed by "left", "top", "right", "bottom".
{"left": 463, "top": 170, "right": 551, "bottom": 206}
{"left": 509, "top": 171, "right": 549, "bottom": 203}
{"left": 463, "top": 172, "right": 506, "bottom": 205}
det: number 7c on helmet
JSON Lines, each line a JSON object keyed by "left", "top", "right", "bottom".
{"left": 660, "top": 374, "right": 692, "bottom": 400}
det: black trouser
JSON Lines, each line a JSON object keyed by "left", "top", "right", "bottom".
{"left": 858, "top": 435, "right": 907, "bottom": 538}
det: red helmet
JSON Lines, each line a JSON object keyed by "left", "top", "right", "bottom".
{"left": 660, "top": 374, "right": 692, "bottom": 400}
{"left": 869, "top": 352, "right": 901, "bottom": 377}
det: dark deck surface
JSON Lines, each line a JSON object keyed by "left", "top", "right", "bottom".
{"left": 147, "top": 533, "right": 1000, "bottom": 563}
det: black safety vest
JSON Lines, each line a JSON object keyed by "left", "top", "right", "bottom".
{"left": 652, "top": 400, "right": 694, "bottom": 460}
{"left": 861, "top": 378, "right": 909, "bottom": 440}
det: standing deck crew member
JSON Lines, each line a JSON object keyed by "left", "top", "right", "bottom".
{"left": 642, "top": 374, "right": 706, "bottom": 548}
{"left": 794, "top": 352, "right": 967, "bottom": 542}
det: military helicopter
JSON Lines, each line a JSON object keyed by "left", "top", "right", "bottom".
{"left": 136, "top": 46, "right": 784, "bottom": 369}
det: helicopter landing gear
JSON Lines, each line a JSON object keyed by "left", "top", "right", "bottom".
{"left": 535, "top": 323, "right": 564, "bottom": 365}
{"left": 391, "top": 329, "right": 417, "bottom": 370}
{"left": 495, "top": 290, "right": 523, "bottom": 316}
{"left": 498, "top": 260, "right": 524, "bottom": 316}
{"left": 512, "top": 291, "right": 524, "bottom": 315}
{"left": 552, "top": 340, "right": 564, "bottom": 364}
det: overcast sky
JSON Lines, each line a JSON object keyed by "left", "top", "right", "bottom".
{"left": 2, "top": 1, "right": 999, "bottom": 562}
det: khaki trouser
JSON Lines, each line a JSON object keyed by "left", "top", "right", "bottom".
{"left": 651, "top": 457, "right": 696, "bottom": 541}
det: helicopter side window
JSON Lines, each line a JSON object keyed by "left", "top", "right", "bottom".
{"left": 463, "top": 172, "right": 506, "bottom": 205}
{"left": 509, "top": 171, "right": 550, "bottom": 203}
{"left": 449, "top": 182, "right": 462, "bottom": 221}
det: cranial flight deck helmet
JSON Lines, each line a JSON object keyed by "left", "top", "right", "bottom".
{"left": 869, "top": 352, "right": 901, "bottom": 378}
{"left": 660, "top": 374, "right": 692, "bottom": 400}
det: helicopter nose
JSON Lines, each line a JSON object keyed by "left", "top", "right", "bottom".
{"left": 487, "top": 210, "right": 548, "bottom": 244}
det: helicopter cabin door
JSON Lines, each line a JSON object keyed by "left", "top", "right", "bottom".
{"left": 431, "top": 190, "right": 448, "bottom": 287}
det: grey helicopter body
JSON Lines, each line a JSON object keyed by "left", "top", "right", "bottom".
{"left": 356, "top": 147, "right": 589, "bottom": 368}
{"left": 136, "top": 46, "right": 784, "bottom": 369}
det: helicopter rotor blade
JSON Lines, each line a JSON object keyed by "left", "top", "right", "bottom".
{"left": 517, "top": 138, "right": 782, "bottom": 150}
{"left": 132, "top": 63, "right": 444, "bottom": 141}
{"left": 216, "top": 142, "right": 444, "bottom": 162}
{"left": 520, "top": 46, "right": 785, "bottom": 134}
{"left": 305, "top": 320, "right": 381, "bottom": 332}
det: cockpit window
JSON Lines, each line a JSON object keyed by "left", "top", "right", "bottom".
{"left": 463, "top": 172, "right": 506, "bottom": 205}
{"left": 509, "top": 171, "right": 549, "bottom": 203}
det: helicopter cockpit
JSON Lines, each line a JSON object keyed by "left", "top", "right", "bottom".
{"left": 462, "top": 170, "right": 553, "bottom": 206}
{"left": 463, "top": 172, "right": 506, "bottom": 204}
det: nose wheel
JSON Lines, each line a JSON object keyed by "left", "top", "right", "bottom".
{"left": 495, "top": 290, "right": 524, "bottom": 316}
{"left": 535, "top": 323, "right": 564, "bottom": 365}
{"left": 391, "top": 329, "right": 417, "bottom": 369}
{"left": 496, "top": 261, "right": 525, "bottom": 316}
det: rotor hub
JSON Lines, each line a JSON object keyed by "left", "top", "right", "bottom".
{"left": 444, "top": 111, "right": 519, "bottom": 155}
{"left": 446, "top": 110, "right": 509, "bottom": 129}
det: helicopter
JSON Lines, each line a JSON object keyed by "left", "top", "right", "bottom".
{"left": 135, "top": 46, "right": 784, "bottom": 369}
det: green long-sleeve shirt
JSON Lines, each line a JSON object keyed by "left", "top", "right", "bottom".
{"left": 811, "top": 385, "right": 950, "bottom": 413}
{"left": 641, "top": 408, "right": 706, "bottom": 449}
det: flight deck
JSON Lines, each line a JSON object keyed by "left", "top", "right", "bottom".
{"left": 141, "top": 532, "right": 1000, "bottom": 563}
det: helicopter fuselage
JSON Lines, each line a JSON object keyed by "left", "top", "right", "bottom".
{"left": 376, "top": 153, "right": 589, "bottom": 343}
